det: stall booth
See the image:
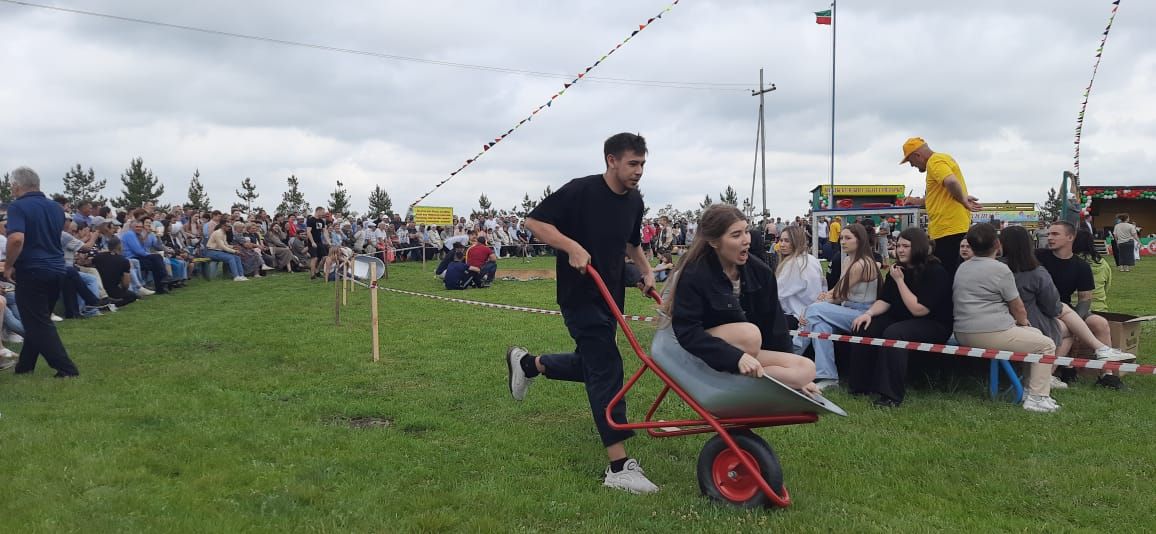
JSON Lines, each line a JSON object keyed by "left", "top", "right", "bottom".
{"left": 1079, "top": 185, "right": 1156, "bottom": 257}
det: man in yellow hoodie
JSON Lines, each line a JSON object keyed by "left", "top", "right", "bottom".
{"left": 900, "top": 137, "right": 981, "bottom": 276}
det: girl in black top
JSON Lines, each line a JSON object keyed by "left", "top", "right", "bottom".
{"left": 847, "top": 227, "right": 953, "bottom": 407}
{"left": 663, "top": 204, "right": 818, "bottom": 394}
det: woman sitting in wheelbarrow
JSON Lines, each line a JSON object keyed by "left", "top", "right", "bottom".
{"left": 661, "top": 204, "right": 820, "bottom": 395}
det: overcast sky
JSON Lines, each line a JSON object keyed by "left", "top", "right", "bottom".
{"left": 2, "top": 0, "right": 1153, "bottom": 218}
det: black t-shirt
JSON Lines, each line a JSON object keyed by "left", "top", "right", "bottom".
{"left": 307, "top": 216, "right": 327, "bottom": 244}
{"left": 1035, "top": 249, "right": 1093, "bottom": 306}
{"left": 879, "top": 262, "right": 953, "bottom": 329}
{"left": 93, "top": 252, "right": 132, "bottom": 299}
{"left": 528, "top": 174, "right": 643, "bottom": 307}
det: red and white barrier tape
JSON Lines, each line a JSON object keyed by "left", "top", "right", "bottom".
{"left": 377, "top": 286, "right": 658, "bottom": 322}
{"left": 790, "top": 330, "right": 1156, "bottom": 376}
{"left": 374, "top": 286, "right": 1153, "bottom": 375}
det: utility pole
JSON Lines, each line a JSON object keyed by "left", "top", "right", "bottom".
{"left": 751, "top": 68, "right": 776, "bottom": 221}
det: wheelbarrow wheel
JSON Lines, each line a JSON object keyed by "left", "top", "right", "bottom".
{"left": 696, "top": 430, "right": 784, "bottom": 508}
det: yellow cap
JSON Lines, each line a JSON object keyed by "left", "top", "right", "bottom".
{"left": 900, "top": 137, "right": 926, "bottom": 163}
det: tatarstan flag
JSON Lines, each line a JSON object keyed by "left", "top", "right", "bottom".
{"left": 815, "top": 9, "right": 832, "bottom": 25}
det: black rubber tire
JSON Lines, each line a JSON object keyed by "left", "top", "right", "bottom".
{"left": 696, "top": 430, "right": 784, "bottom": 508}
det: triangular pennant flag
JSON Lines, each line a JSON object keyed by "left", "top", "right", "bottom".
{"left": 551, "top": 94, "right": 558, "bottom": 99}
{"left": 585, "top": 66, "right": 593, "bottom": 72}
{"left": 495, "top": 138, "right": 501, "bottom": 143}
{"left": 648, "top": 18, "right": 655, "bottom": 23}
{"left": 466, "top": 159, "right": 474, "bottom": 164}
{"left": 546, "top": 101, "right": 552, "bottom": 107}
{"left": 631, "top": 30, "right": 639, "bottom": 36}
{"left": 639, "top": 24, "right": 646, "bottom": 30}
{"left": 564, "top": 83, "right": 572, "bottom": 89}
{"left": 578, "top": 73, "right": 584, "bottom": 78}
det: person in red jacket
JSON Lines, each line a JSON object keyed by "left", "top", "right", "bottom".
{"left": 465, "top": 235, "right": 498, "bottom": 288}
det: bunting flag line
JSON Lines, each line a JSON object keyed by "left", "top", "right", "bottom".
{"left": 409, "top": 0, "right": 682, "bottom": 210}
{"left": 1072, "top": 0, "right": 1121, "bottom": 199}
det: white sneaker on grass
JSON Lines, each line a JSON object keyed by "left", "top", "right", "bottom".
{"left": 1023, "top": 394, "right": 1058, "bottom": 413}
{"left": 505, "top": 346, "right": 533, "bottom": 401}
{"left": 233, "top": 276, "right": 249, "bottom": 282}
{"left": 137, "top": 287, "right": 155, "bottom": 296}
{"left": 603, "top": 459, "right": 659, "bottom": 494}
{"left": 3, "top": 332, "right": 23, "bottom": 344}
{"left": 0, "top": 347, "right": 17, "bottom": 359}
{"left": 1094, "top": 346, "right": 1135, "bottom": 362}
{"left": 260, "top": 264, "right": 274, "bottom": 271}
{"left": 51, "top": 314, "right": 64, "bottom": 322}
{"left": 1049, "top": 376, "right": 1068, "bottom": 390}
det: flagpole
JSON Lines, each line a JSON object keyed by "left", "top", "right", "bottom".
{"left": 828, "top": 0, "right": 837, "bottom": 210}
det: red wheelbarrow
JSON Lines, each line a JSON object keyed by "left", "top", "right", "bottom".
{"left": 586, "top": 266, "right": 846, "bottom": 508}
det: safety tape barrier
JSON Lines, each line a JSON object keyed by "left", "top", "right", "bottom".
{"left": 374, "top": 286, "right": 1153, "bottom": 375}
{"left": 789, "top": 330, "right": 1155, "bottom": 376}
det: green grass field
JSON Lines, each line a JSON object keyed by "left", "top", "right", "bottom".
{"left": 2, "top": 256, "right": 1154, "bottom": 532}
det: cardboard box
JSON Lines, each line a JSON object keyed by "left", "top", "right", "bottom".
{"left": 1096, "top": 312, "right": 1156, "bottom": 356}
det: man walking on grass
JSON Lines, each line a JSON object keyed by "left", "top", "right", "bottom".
{"left": 4, "top": 167, "right": 80, "bottom": 377}
{"left": 505, "top": 132, "right": 658, "bottom": 494}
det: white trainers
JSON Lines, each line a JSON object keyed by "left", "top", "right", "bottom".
{"left": 3, "top": 332, "right": 23, "bottom": 344}
{"left": 505, "top": 346, "right": 534, "bottom": 401}
{"left": 233, "top": 276, "right": 249, "bottom": 282}
{"left": 137, "top": 287, "right": 155, "bottom": 296}
{"left": 1049, "top": 375, "right": 1069, "bottom": 390}
{"left": 815, "top": 378, "right": 839, "bottom": 391}
{"left": 603, "top": 459, "right": 659, "bottom": 494}
{"left": 51, "top": 314, "right": 64, "bottom": 322}
{"left": 260, "top": 264, "right": 275, "bottom": 271}
{"left": 0, "top": 347, "right": 17, "bottom": 359}
{"left": 1094, "top": 346, "right": 1135, "bottom": 362}
{"left": 1023, "top": 394, "right": 1059, "bottom": 413}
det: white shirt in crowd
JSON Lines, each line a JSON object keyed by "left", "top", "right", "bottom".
{"left": 816, "top": 220, "right": 828, "bottom": 239}
{"left": 775, "top": 254, "right": 825, "bottom": 319}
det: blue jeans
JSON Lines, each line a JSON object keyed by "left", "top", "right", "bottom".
{"left": 168, "top": 258, "right": 189, "bottom": 280}
{"left": 801, "top": 300, "right": 873, "bottom": 380}
{"left": 205, "top": 250, "right": 244, "bottom": 277}
{"left": 4, "top": 292, "right": 23, "bottom": 335}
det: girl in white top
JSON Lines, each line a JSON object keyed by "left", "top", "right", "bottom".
{"left": 775, "top": 225, "right": 825, "bottom": 323}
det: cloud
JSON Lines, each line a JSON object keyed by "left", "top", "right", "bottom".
{"left": 1, "top": 0, "right": 1153, "bottom": 219}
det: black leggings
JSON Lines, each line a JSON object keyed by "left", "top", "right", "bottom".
{"left": 848, "top": 315, "right": 950, "bottom": 403}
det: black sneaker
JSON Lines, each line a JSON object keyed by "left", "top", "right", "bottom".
{"left": 872, "top": 396, "right": 902, "bottom": 408}
{"left": 1095, "top": 374, "right": 1125, "bottom": 390}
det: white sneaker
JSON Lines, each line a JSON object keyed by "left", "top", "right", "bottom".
{"left": 107, "top": 303, "right": 118, "bottom": 313}
{"left": 505, "top": 346, "right": 534, "bottom": 401}
{"left": 815, "top": 378, "right": 840, "bottom": 391}
{"left": 0, "top": 347, "right": 17, "bottom": 359}
{"left": 261, "top": 264, "right": 275, "bottom": 271}
{"left": 1094, "top": 346, "right": 1135, "bottom": 362}
{"left": 233, "top": 276, "right": 249, "bottom": 282}
{"left": 603, "top": 459, "right": 659, "bottom": 494}
{"left": 51, "top": 314, "right": 64, "bottom": 322}
{"left": 1049, "top": 376, "right": 1068, "bottom": 390}
{"left": 137, "top": 287, "right": 155, "bottom": 296}
{"left": 3, "top": 332, "right": 23, "bottom": 344}
{"left": 1023, "top": 394, "right": 1058, "bottom": 413}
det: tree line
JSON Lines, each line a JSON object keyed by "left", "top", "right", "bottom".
{"left": 0, "top": 157, "right": 396, "bottom": 219}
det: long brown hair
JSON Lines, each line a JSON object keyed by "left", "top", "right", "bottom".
{"left": 775, "top": 225, "right": 811, "bottom": 278}
{"left": 832, "top": 223, "right": 879, "bottom": 302}
{"left": 660, "top": 204, "right": 746, "bottom": 322}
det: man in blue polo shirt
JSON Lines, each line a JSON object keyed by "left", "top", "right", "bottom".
{"left": 4, "top": 167, "right": 79, "bottom": 377}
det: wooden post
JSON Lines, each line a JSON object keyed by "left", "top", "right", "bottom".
{"left": 342, "top": 262, "right": 350, "bottom": 306}
{"left": 334, "top": 261, "right": 341, "bottom": 325}
{"left": 370, "top": 262, "right": 380, "bottom": 362}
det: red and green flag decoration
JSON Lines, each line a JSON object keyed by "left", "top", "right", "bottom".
{"left": 1071, "top": 0, "right": 1121, "bottom": 198}
{"left": 409, "top": 0, "right": 682, "bottom": 209}
{"left": 815, "top": 9, "right": 832, "bottom": 25}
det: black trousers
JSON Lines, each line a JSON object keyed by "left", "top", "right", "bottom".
{"left": 136, "top": 254, "right": 170, "bottom": 290}
{"left": 540, "top": 301, "right": 634, "bottom": 447}
{"left": 848, "top": 315, "right": 949, "bottom": 403}
{"left": 14, "top": 270, "right": 79, "bottom": 376}
{"left": 933, "top": 232, "right": 965, "bottom": 278}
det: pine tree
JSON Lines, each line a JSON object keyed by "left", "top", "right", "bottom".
{"left": 62, "top": 164, "right": 107, "bottom": 205}
{"left": 539, "top": 186, "right": 553, "bottom": 202}
{"left": 700, "top": 194, "right": 714, "bottom": 211}
{"left": 519, "top": 193, "right": 538, "bottom": 217}
{"left": 235, "top": 177, "right": 260, "bottom": 215}
{"left": 112, "top": 157, "right": 165, "bottom": 209}
{"left": 186, "top": 169, "right": 212, "bottom": 212}
{"left": 367, "top": 185, "right": 393, "bottom": 217}
{"left": 1039, "top": 187, "right": 1062, "bottom": 225}
{"left": 719, "top": 185, "right": 739, "bottom": 206}
{"left": 328, "top": 179, "right": 351, "bottom": 216}
{"left": 0, "top": 173, "right": 11, "bottom": 203}
{"left": 478, "top": 193, "right": 492, "bottom": 214}
{"left": 276, "top": 174, "right": 309, "bottom": 216}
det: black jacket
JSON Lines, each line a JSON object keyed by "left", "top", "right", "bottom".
{"left": 670, "top": 249, "right": 792, "bottom": 373}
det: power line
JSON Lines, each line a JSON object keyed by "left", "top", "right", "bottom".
{"left": 0, "top": 0, "right": 748, "bottom": 92}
